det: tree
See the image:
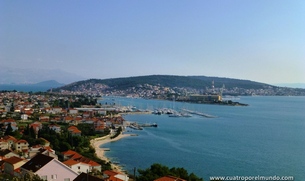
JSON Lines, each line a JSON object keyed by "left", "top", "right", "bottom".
{"left": 24, "top": 124, "right": 30, "bottom": 135}
{"left": 29, "top": 126, "right": 37, "bottom": 139}
{"left": 35, "top": 138, "right": 46, "bottom": 145}
{"left": 59, "top": 141, "right": 72, "bottom": 152}
{"left": 12, "top": 173, "right": 44, "bottom": 181}
{"left": 4, "top": 123, "right": 13, "bottom": 135}
{"left": 11, "top": 130, "right": 22, "bottom": 139}
{"left": 137, "top": 163, "right": 203, "bottom": 181}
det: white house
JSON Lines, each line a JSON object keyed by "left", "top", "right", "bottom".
{"left": 69, "top": 108, "right": 78, "bottom": 114}
{"left": 21, "top": 154, "right": 78, "bottom": 181}
{"left": 3, "top": 156, "right": 27, "bottom": 176}
{"left": 48, "top": 124, "right": 61, "bottom": 133}
{"left": 14, "top": 140, "right": 29, "bottom": 152}
{"left": 63, "top": 159, "right": 90, "bottom": 174}
{"left": 0, "top": 139, "right": 9, "bottom": 150}
{"left": 51, "top": 107, "right": 62, "bottom": 114}
{"left": 21, "top": 114, "right": 28, "bottom": 120}
{"left": 103, "top": 170, "right": 129, "bottom": 181}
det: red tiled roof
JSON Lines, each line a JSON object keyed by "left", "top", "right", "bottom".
{"left": 3, "top": 118, "right": 16, "bottom": 123}
{"left": 103, "top": 170, "right": 121, "bottom": 176}
{"left": 30, "top": 124, "right": 40, "bottom": 132}
{"left": 75, "top": 117, "right": 82, "bottom": 121}
{"left": 62, "top": 150, "right": 82, "bottom": 160}
{"left": 16, "top": 139, "right": 28, "bottom": 144}
{"left": 0, "top": 139, "right": 7, "bottom": 143}
{"left": 3, "top": 135, "right": 17, "bottom": 142}
{"left": 68, "top": 126, "right": 81, "bottom": 133}
{"left": 63, "top": 159, "right": 79, "bottom": 166}
{"left": 62, "top": 150, "right": 100, "bottom": 167}
{"left": 65, "top": 116, "right": 74, "bottom": 121}
{"left": 62, "top": 150, "right": 78, "bottom": 156}
{"left": 32, "top": 121, "right": 42, "bottom": 125}
{"left": 49, "top": 124, "right": 60, "bottom": 128}
{"left": 77, "top": 157, "right": 100, "bottom": 166}
{"left": 154, "top": 176, "right": 187, "bottom": 181}
{"left": 4, "top": 156, "right": 24, "bottom": 165}
{"left": 43, "top": 146, "right": 53, "bottom": 152}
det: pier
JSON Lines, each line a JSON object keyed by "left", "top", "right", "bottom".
{"left": 127, "top": 122, "right": 158, "bottom": 130}
{"left": 138, "top": 123, "right": 158, "bottom": 127}
{"left": 181, "top": 109, "right": 217, "bottom": 118}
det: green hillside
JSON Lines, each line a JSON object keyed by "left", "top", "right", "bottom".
{"left": 53, "top": 75, "right": 273, "bottom": 92}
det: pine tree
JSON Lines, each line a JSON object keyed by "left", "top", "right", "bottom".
{"left": 4, "top": 123, "right": 13, "bottom": 135}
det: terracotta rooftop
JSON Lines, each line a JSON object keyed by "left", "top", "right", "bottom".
{"left": 103, "top": 170, "right": 121, "bottom": 176}
{"left": 154, "top": 176, "right": 187, "bottom": 181}
{"left": 63, "top": 159, "right": 79, "bottom": 166}
{"left": 4, "top": 156, "right": 24, "bottom": 165}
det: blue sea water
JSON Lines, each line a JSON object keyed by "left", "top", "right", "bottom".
{"left": 0, "top": 84, "right": 49, "bottom": 92}
{"left": 100, "top": 96, "right": 305, "bottom": 180}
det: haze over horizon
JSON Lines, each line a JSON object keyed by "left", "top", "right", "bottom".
{"left": 1, "top": 1, "right": 304, "bottom": 85}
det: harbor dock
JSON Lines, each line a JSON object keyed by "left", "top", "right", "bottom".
{"left": 181, "top": 109, "right": 217, "bottom": 118}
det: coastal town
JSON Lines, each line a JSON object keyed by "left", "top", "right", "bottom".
{"left": 56, "top": 80, "right": 305, "bottom": 100}
{"left": 0, "top": 91, "right": 193, "bottom": 181}
{"left": 1, "top": 80, "right": 303, "bottom": 180}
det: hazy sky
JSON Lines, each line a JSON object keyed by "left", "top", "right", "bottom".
{"left": 1, "top": 0, "right": 304, "bottom": 84}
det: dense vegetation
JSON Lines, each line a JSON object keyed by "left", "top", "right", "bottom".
{"left": 136, "top": 163, "right": 204, "bottom": 181}
{"left": 110, "top": 126, "right": 122, "bottom": 139}
{"left": 6, "top": 123, "right": 112, "bottom": 171}
{"left": 53, "top": 75, "right": 273, "bottom": 92}
{"left": 0, "top": 173, "right": 44, "bottom": 181}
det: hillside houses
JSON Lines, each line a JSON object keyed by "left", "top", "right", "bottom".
{"left": 68, "top": 126, "right": 82, "bottom": 136}
{"left": 62, "top": 150, "right": 102, "bottom": 173}
{"left": 0, "top": 149, "right": 19, "bottom": 160}
{"left": 1, "top": 118, "right": 18, "bottom": 131}
{"left": 14, "top": 139, "right": 29, "bottom": 152}
{"left": 0, "top": 92, "right": 125, "bottom": 136}
{"left": 0, "top": 91, "right": 134, "bottom": 180}
{"left": 2, "top": 135, "right": 17, "bottom": 148}
{"left": 103, "top": 170, "right": 129, "bottom": 181}
{"left": 21, "top": 154, "right": 79, "bottom": 181}
{"left": 1, "top": 148, "right": 104, "bottom": 180}
{"left": 3, "top": 156, "right": 27, "bottom": 176}
{"left": 0, "top": 136, "right": 29, "bottom": 156}
{"left": 28, "top": 144, "right": 57, "bottom": 159}
{"left": 0, "top": 139, "right": 9, "bottom": 150}
{"left": 48, "top": 124, "right": 61, "bottom": 133}
{"left": 29, "top": 121, "right": 43, "bottom": 134}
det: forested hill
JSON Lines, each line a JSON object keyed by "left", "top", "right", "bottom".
{"left": 52, "top": 75, "right": 273, "bottom": 92}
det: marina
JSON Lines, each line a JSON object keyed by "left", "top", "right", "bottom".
{"left": 101, "top": 96, "right": 305, "bottom": 180}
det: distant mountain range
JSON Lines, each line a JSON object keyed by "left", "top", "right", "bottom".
{"left": 0, "top": 80, "right": 65, "bottom": 92}
{"left": 1, "top": 73, "right": 304, "bottom": 94}
{"left": 0, "top": 66, "right": 85, "bottom": 84}
{"left": 54, "top": 75, "right": 275, "bottom": 92}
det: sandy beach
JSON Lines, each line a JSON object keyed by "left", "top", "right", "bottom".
{"left": 90, "top": 133, "right": 136, "bottom": 172}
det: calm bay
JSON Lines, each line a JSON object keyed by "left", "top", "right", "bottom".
{"left": 100, "top": 96, "right": 305, "bottom": 180}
